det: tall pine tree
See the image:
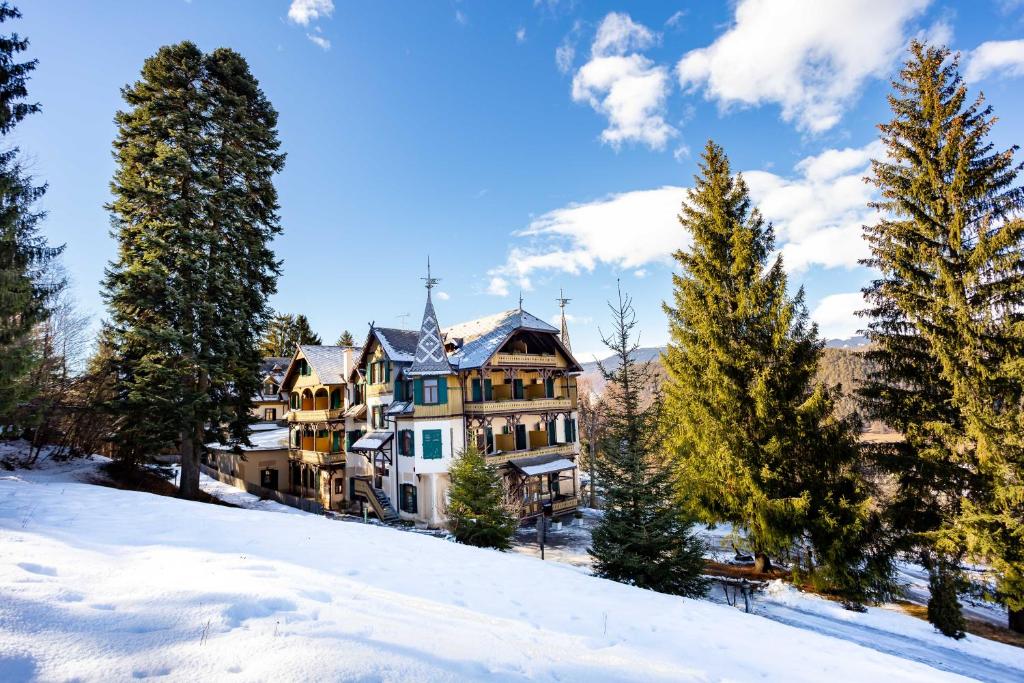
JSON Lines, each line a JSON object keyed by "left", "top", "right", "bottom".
{"left": 447, "top": 443, "right": 519, "bottom": 550}
{"left": 663, "top": 141, "right": 889, "bottom": 604}
{"left": 0, "top": 2, "right": 63, "bottom": 428}
{"left": 863, "top": 42, "right": 1024, "bottom": 634}
{"left": 260, "top": 312, "right": 321, "bottom": 356}
{"left": 589, "top": 283, "right": 708, "bottom": 598}
{"left": 103, "top": 42, "right": 284, "bottom": 497}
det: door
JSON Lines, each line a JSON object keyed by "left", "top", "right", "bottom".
{"left": 515, "top": 423, "right": 527, "bottom": 451}
{"left": 261, "top": 468, "right": 279, "bottom": 491}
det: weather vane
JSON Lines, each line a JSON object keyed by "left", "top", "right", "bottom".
{"left": 556, "top": 288, "right": 571, "bottom": 312}
{"left": 422, "top": 255, "right": 440, "bottom": 291}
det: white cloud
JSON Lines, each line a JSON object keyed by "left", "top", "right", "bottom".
{"left": 516, "top": 27, "right": 527, "bottom": 44}
{"left": 288, "top": 0, "right": 333, "bottom": 26}
{"left": 571, "top": 13, "right": 675, "bottom": 150}
{"left": 810, "top": 292, "right": 866, "bottom": 339}
{"left": 455, "top": 9, "right": 468, "bottom": 25}
{"left": 665, "top": 10, "right": 686, "bottom": 29}
{"left": 965, "top": 39, "right": 1024, "bottom": 82}
{"left": 306, "top": 33, "right": 331, "bottom": 50}
{"left": 436, "top": 291, "right": 451, "bottom": 301}
{"left": 487, "top": 141, "right": 883, "bottom": 292}
{"left": 549, "top": 312, "right": 593, "bottom": 327}
{"left": 676, "top": 0, "right": 929, "bottom": 132}
{"left": 556, "top": 42, "right": 576, "bottom": 74}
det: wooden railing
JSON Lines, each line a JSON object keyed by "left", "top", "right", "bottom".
{"left": 465, "top": 397, "right": 571, "bottom": 415}
{"left": 521, "top": 497, "right": 578, "bottom": 518}
{"left": 485, "top": 443, "right": 575, "bottom": 467}
{"left": 492, "top": 352, "right": 560, "bottom": 367}
{"left": 288, "top": 408, "right": 345, "bottom": 422}
{"left": 352, "top": 477, "right": 391, "bottom": 521}
{"left": 290, "top": 449, "right": 345, "bottom": 466}
{"left": 552, "top": 498, "right": 578, "bottom": 513}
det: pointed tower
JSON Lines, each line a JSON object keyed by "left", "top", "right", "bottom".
{"left": 409, "top": 258, "right": 452, "bottom": 376}
{"left": 557, "top": 288, "right": 572, "bottom": 352}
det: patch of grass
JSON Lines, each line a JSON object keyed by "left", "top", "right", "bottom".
{"left": 91, "top": 461, "right": 239, "bottom": 508}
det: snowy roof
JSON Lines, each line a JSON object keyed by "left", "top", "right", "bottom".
{"left": 298, "top": 345, "right": 349, "bottom": 385}
{"left": 408, "top": 292, "right": 453, "bottom": 376}
{"left": 350, "top": 431, "right": 394, "bottom": 451}
{"left": 386, "top": 400, "right": 413, "bottom": 416}
{"left": 444, "top": 308, "right": 562, "bottom": 370}
{"left": 344, "top": 403, "right": 367, "bottom": 419}
{"left": 207, "top": 426, "right": 289, "bottom": 452}
{"left": 375, "top": 328, "right": 418, "bottom": 362}
{"left": 511, "top": 455, "right": 576, "bottom": 477}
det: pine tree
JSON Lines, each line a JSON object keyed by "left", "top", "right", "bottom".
{"left": 336, "top": 329, "right": 355, "bottom": 347}
{"left": 103, "top": 42, "right": 284, "bottom": 497}
{"left": 447, "top": 443, "right": 519, "bottom": 550}
{"left": 0, "top": 3, "right": 63, "bottom": 427}
{"left": 663, "top": 141, "right": 888, "bottom": 603}
{"left": 589, "top": 283, "right": 708, "bottom": 598}
{"left": 260, "top": 312, "right": 321, "bottom": 356}
{"left": 292, "top": 314, "right": 321, "bottom": 346}
{"left": 863, "top": 41, "right": 1024, "bottom": 634}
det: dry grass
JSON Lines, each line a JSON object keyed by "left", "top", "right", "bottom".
{"left": 893, "top": 601, "right": 1024, "bottom": 649}
{"left": 90, "top": 463, "right": 238, "bottom": 508}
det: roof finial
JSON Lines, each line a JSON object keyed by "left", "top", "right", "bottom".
{"left": 557, "top": 288, "right": 572, "bottom": 352}
{"left": 518, "top": 290, "right": 523, "bottom": 314}
{"left": 422, "top": 255, "right": 440, "bottom": 291}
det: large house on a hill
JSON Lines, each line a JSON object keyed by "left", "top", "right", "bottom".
{"left": 277, "top": 275, "right": 583, "bottom": 527}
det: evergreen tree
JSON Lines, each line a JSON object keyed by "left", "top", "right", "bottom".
{"left": 447, "top": 443, "right": 519, "bottom": 550}
{"left": 103, "top": 42, "right": 284, "bottom": 498}
{"left": 0, "top": 3, "right": 63, "bottom": 427}
{"left": 663, "top": 141, "right": 889, "bottom": 603}
{"left": 292, "top": 314, "right": 321, "bottom": 346}
{"left": 863, "top": 41, "right": 1024, "bottom": 634}
{"left": 589, "top": 283, "right": 708, "bottom": 598}
{"left": 260, "top": 312, "right": 321, "bottom": 356}
{"left": 336, "top": 329, "right": 355, "bottom": 347}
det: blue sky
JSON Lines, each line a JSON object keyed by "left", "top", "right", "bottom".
{"left": 15, "top": 0, "right": 1024, "bottom": 360}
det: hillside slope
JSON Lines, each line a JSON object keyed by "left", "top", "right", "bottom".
{"left": 3, "top": 459, "right": 1018, "bottom": 682}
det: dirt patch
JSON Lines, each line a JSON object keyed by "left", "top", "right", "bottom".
{"left": 893, "top": 600, "right": 1024, "bottom": 649}
{"left": 703, "top": 560, "right": 788, "bottom": 581}
{"left": 90, "top": 462, "right": 239, "bottom": 508}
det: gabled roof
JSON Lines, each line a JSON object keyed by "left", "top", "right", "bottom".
{"left": 296, "top": 345, "right": 349, "bottom": 385}
{"left": 408, "top": 292, "right": 453, "bottom": 376}
{"left": 352, "top": 327, "right": 418, "bottom": 378}
{"left": 445, "top": 308, "right": 576, "bottom": 370}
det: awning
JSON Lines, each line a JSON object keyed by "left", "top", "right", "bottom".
{"left": 386, "top": 400, "right": 413, "bottom": 416}
{"left": 344, "top": 403, "right": 367, "bottom": 419}
{"left": 350, "top": 431, "right": 393, "bottom": 451}
{"left": 511, "top": 454, "right": 576, "bottom": 477}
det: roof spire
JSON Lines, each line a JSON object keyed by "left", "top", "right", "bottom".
{"left": 409, "top": 258, "right": 452, "bottom": 376}
{"left": 557, "top": 288, "right": 572, "bottom": 352}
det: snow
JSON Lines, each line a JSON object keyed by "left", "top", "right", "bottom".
{"left": 2, "top": 458, "right": 1022, "bottom": 682}
{"left": 517, "top": 457, "right": 576, "bottom": 476}
{"left": 350, "top": 430, "right": 393, "bottom": 451}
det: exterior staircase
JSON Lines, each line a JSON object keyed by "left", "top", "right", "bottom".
{"left": 353, "top": 477, "right": 400, "bottom": 523}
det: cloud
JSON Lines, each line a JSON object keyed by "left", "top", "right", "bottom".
{"left": 676, "top": 0, "right": 929, "bottom": 132}
{"left": 436, "top": 291, "right": 451, "bottom": 301}
{"left": 288, "top": 0, "right": 333, "bottom": 26}
{"left": 549, "top": 312, "right": 593, "bottom": 326}
{"left": 455, "top": 9, "right": 468, "bottom": 25}
{"left": 306, "top": 33, "right": 331, "bottom": 50}
{"left": 665, "top": 10, "right": 686, "bottom": 29}
{"left": 571, "top": 13, "right": 675, "bottom": 150}
{"left": 487, "top": 141, "right": 883, "bottom": 292}
{"left": 556, "top": 42, "right": 576, "bottom": 74}
{"left": 964, "top": 39, "right": 1024, "bottom": 82}
{"left": 810, "top": 292, "right": 866, "bottom": 339}
{"left": 516, "top": 27, "right": 527, "bottom": 44}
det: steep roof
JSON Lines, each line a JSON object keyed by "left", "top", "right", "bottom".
{"left": 374, "top": 327, "right": 418, "bottom": 362}
{"left": 408, "top": 292, "right": 453, "bottom": 376}
{"left": 297, "top": 345, "right": 349, "bottom": 384}
{"left": 445, "top": 308, "right": 565, "bottom": 370}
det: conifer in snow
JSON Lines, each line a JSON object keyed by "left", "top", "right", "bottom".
{"left": 447, "top": 443, "right": 519, "bottom": 550}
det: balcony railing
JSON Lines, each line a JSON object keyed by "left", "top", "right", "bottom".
{"left": 465, "top": 397, "right": 571, "bottom": 415}
{"left": 485, "top": 442, "right": 575, "bottom": 467}
{"left": 288, "top": 408, "right": 345, "bottom": 422}
{"left": 521, "top": 496, "right": 578, "bottom": 518}
{"left": 289, "top": 448, "right": 345, "bottom": 466}
{"left": 492, "top": 352, "right": 559, "bottom": 367}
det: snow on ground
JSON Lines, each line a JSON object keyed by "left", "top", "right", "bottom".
{"left": 2, "top": 459, "right": 1012, "bottom": 682}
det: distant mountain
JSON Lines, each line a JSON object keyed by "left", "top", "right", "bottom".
{"left": 825, "top": 335, "right": 869, "bottom": 349}
{"left": 578, "top": 347, "right": 665, "bottom": 395}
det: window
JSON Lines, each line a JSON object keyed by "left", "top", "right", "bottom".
{"left": 331, "top": 431, "right": 342, "bottom": 452}
{"left": 422, "top": 429, "right": 443, "bottom": 459}
{"left": 264, "top": 408, "right": 276, "bottom": 421}
{"left": 398, "top": 430, "right": 415, "bottom": 456}
{"left": 290, "top": 393, "right": 299, "bottom": 409}
{"left": 335, "top": 479, "right": 345, "bottom": 494}
{"left": 292, "top": 429, "right": 301, "bottom": 448}
{"left": 346, "top": 430, "right": 364, "bottom": 450}
{"left": 372, "top": 405, "right": 386, "bottom": 429}
{"left": 512, "top": 379, "right": 524, "bottom": 400}
{"left": 545, "top": 378, "right": 555, "bottom": 399}
{"left": 330, "top": 389, "right": 342, "bottom": 409}
{"left": 423, "top": 378, "right": 439, "bottom": 404}
{"left": 547, "top": 419, "right": 557, "bottom": 446}
{"left": 514, "top": 424, "right": 527, "bottom": 451}
{"left": 400, "top": 484, "right": 417, "bottom": 513}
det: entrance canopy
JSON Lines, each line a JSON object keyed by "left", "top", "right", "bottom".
{"left": 510, "top": 454, "right": 576, "bottom": 477}
{"left": 350, "top": 431, "right": 393, "bottom": 452}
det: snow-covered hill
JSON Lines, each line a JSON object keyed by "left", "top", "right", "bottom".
{"left": 1, "top": 459, "right": 1021, "bottom": 682}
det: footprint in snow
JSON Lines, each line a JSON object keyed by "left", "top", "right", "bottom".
{"left": 17, "top": 562, "right": 57, "bottom": 576}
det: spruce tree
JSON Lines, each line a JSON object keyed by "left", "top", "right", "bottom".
{"left": 260, "top": 312, "right": 321, "bottom": 356}
{"left": 336, "top": 329, "right": 355, "bottom": 347}
{"left": 103, "top": 42, "right": 284, "bottom": 497}
{"left": 663, "top": 141, "right": 888, "bottom": 603}
{"left": 589, "top": 284, "right": 708, "bottom": 598}
{"left": 292, "top": 314, "right": 321, "bottom": 345}
{"left": 863, "top": 41, "right": 1024, "bottom": 633}
{"left": 447, "top": 443, "right": 519, "bottom": 550}
{"left": 0, "top": 3, "right": 63, "bottom": 427}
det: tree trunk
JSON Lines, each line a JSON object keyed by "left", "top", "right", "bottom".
{"left": 1010, "top": 607, "right": 1023, "bottom": 634}
{"left": 754, "top": 552, "right": 772, "bottom": 574}
{"left": 179, "top": 428, "right": 201, "bottom": 499}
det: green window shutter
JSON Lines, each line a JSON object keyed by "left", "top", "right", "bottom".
{"left": 413, "top": 379, "right": 424, "bottom": 405}
{"left": 548, "top": 420, "right": 556, "bottom": 446}
{"left": 437, "top": 377, "right": 448, "bottom": 404}
{"left": 394, "top": 380, "right": 403, "bottom": 401}
{"left": 545, "top": 378, "right": 555, "bottom": 398}
{"left": 384, "top": 362, "right": 391, "bottom": 383}
{"left": 483, "top": 378, "right": 493, "bottom": 401}
{"left": 332, "top": 431, "right": 341, "bottom": 452}
{"left": 423, "top": 429, "right": 443, "bottom": 459}
{"left": 485, "top": 427, "right": 494, "bottom": 453}
{"left": 410, "top": 430, "right": 416, "bottom": 457}
{"left": 471, "top": 378, "right": 482, "bottom": 402}
{"left": 513, "top": 379, "right": 524, "bottom": 400}
{"left": 515, "top": 424, "right": 527, "bottom": 450}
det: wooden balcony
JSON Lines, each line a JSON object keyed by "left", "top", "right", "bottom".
{"left": 492, "top": 352, "right": 559, "bottom": 367}
{"left": 521, "top": 496, "right": 578, "bottom": 518}
{"left": 465, "top": 397, "right": 571, "bottom": 415}
{"left": 485, "top": 442, "right": 575, "bottom": 467}
{"left": 288, "top": 408, "right": 345, "bottom": 423}
{"left": 290, "top": 449, "right": 345, "bottom": 466}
